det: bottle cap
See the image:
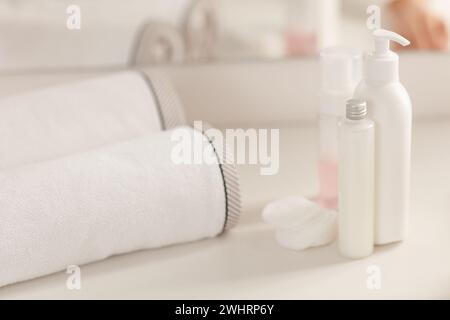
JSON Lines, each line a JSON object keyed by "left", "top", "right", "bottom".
{"left": 320, "top": 47, "right": 362, "bottom": 92}
{"left": 320, "top": 47, "right": 362, "bottom": 116}
{"left": 346, "top": 99, "right": 367, "bottom": 120}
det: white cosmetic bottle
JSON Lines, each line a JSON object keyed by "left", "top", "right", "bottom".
{"left": 354, "top": 29, "right": 412, "bottom": 245}
{"left": 338, "top": 99, "right": 374, "bottom": 259}
{"left": 318, "top": 47, "right": 361, "bottom": 210}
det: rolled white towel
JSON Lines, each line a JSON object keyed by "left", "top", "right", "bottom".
{"left": 0, "top": 0, "right": 194, "bottom": 70}
{"left": 133, "top": 21, "right": 186, "bottom": 65}
{"left": 182, "top": 0, "right": 218, "bottom": 61}
{"left": 0, "top": 70, "right": 185, "bottom": 170}
{"left": 0, "top": 126, "right": 240, "bottom": 287}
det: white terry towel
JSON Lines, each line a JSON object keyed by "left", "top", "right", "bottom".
{"left": 0, "top": 126, "right": 240, "bottom": 287}
{"left": 0, "top": 70, "right": 185, "bottom": 170}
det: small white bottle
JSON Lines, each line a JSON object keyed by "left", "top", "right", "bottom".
{"left": 338, "top": 99, "right": 374, "bottom": 259}
{"left": 354, "top": 29, "right": 412, "bottom": 245}
{"left": 318, "top": 47, "right": 361, "bottom": 210}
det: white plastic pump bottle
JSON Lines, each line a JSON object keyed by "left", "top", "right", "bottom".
{"left": 354, "top": 29, "right": 412, "bottom": 245}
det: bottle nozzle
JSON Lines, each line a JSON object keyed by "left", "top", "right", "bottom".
{"left": 366, "top": 29, "right": 409, "bottom": 83}
{"left": 373, "top": 29, "right": 410, "bottom": 55}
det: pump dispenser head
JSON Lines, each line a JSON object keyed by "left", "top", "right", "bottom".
{"left": 373, "top": 29, "right": 410, "bottom": 55}
{"left": 366, "top": 29, "right": 410, "bottom": 84}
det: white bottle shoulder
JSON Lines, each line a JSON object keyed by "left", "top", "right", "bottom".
{"left": 354, "top": 81, "right": 412, "bottom": 119}
{"left": 355, "top": 81, "right": 410, "bottom": 101}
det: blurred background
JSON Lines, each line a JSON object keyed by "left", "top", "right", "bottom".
{"left": 0, "top": 0, "right": 449, "bottom": 72}
{"left": 1, "top": 0, "right": 449, "bottom": 128}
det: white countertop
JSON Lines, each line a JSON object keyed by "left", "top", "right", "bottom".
{"left": 1, "top": 118, "right": 449, "bottom": 299}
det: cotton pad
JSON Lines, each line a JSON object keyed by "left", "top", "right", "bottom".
{"left": 262, "top": 196, "right": 337, "bottom": 250}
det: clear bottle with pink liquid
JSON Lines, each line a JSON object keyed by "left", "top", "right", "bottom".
{"left": 318, "top": 47, "right": 361, "bottom": 209}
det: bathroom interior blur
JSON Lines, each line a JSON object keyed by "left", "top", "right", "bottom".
{"left": 1, "top": 0, "right": 449, "bottom": 72}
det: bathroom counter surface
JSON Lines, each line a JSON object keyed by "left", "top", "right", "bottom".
{"left": 0, "top": 119, "right": 449, "bottom": 299}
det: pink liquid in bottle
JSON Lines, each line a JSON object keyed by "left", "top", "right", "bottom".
{"left": 318, "top": 47, "right": 362, "bottom": 210}
{"left": 317, "top": 159, "right": 338, "bottom": 210}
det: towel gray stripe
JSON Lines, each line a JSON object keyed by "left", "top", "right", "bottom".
{"left": 196, "top": 123, "right": 241, "bottom": 232}
{"left": 140, "top": 70, "right": 186, "bottom": 130}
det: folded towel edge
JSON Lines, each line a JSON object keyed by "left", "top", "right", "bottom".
{"left": 196, "top": 122, "right": 241, "bottom": 232}
{"left": 140, "top": 70, "right": 187, "bottom": 130}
